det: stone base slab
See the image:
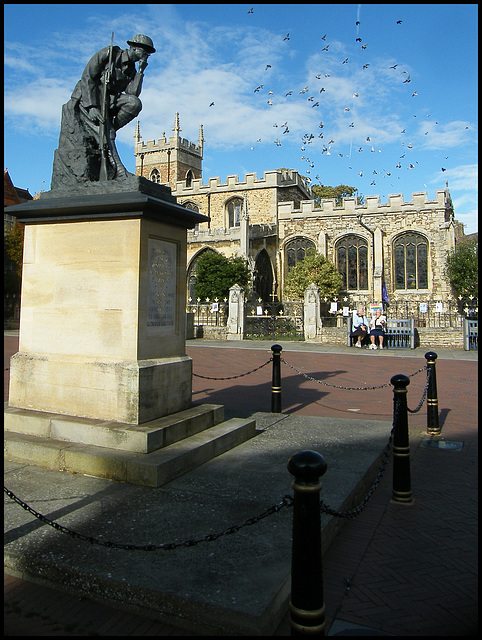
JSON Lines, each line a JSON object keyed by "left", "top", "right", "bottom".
{"left": 4, "top": 414, "right": 256, "bottom": 487}
{"left": 8, "top": 352, "right": 192, "bottom": 424}
{"left": 4, "top": 403, "right": 225, "bottom": 454}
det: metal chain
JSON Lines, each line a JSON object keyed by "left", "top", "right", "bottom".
{"left": 193, "top": 358, "right": 272, "bottom": 380}
{"left": 281, "top": 357, "right": 427, "bottom": 391}
{"left": 319, "top": 423, "right": 394, "bottom": 519}
{"left": 4, "top": 360, "right": 430, "bottom": 539}
{"left": 3, "top": 487, "right": 293, "bottom": 551}
{"left": 407, "top": 366, "right": 431, "bottom": 413}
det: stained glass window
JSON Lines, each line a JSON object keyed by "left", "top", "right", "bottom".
{"left": 393, "top": 233, "right": 428, "bottom": 289}
{"left": 227, "top": 199, "right": 243, "bottom": 228}
{"left": 336, "top": 235, "right": 369, "bottom": 290}
{"left": 285, "top": 237, "right": 316, "bottom": 271}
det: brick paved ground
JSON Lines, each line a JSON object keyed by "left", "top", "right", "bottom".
{"left": 4, "top": 336, "right": 478, "bottom": 635}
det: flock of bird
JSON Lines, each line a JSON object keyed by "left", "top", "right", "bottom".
{"left": 208, "top": 8, "right": 467, "bottom": 191}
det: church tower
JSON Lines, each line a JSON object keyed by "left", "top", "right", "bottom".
{"left": 134, "top": 113, "right": 203, "bottom": 191}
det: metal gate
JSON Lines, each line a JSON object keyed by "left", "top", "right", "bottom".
{"left": 464, "top": 319, "right": 478, "bottom": 351}
{"left": 244, "top": 301, "right": 304, "bottom": 340}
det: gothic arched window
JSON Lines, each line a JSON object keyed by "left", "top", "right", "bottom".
{"left": 187, "top": 248, "right": 217, "bottom": 300}
{"left": 149, "top": 168, "right": 161, "bottom": 183}
{"left": 226, "top": 198, "right": 243, "bottom": 228}
{"left": 182, "top": 201, "right": 199, "bottom": 213}
{"left": 185, "top": 170, "right": 194, "bottom": 187}
{"left": 393, "top": 233, "right": 428, "bottom": 290}
{"left": 285, "top": 237, "right": 316, "bottom": 271}
{"left": 183, "top": 201, "right": 200, "bottom": 231}
{"left": 336, "top": 235, "right": 369, "bottom": 290}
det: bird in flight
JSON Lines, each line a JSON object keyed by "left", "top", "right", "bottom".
{"left": 247, "top": 8, "right": 253, "bottom": 13}
{"left": 403, "top": 75, "right": 411, "bottom": 83}
{"left": 209, "top": 102, "right": 215, "bottom": 107}
{"left": 283, "top": 33, "right": 290, "bottom": 41}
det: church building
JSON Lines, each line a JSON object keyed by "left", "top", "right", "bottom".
{"left": 134, "top": 114, "right": 464, "bottom": 311}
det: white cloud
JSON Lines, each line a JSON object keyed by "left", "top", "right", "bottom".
{"left": 418, "top": 121, "right": 475, "bottom": 150}
{"left": 429, "top": 164, "right": 478, "bottom": 191}
{"left": 4, "top": 79, "right": 71, "bottom": 132}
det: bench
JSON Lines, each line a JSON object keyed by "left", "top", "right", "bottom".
{"left": 347, "top": 317, "right": 415, "bottom": 349}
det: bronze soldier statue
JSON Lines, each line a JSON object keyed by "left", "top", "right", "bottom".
{"left": 51, "top": 34, "right": 155, "bottom": 190}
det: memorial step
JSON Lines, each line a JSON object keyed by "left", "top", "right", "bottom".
{"left": 4, "top": 416, "right": 257, "bottom": 487}
{"left": 3, "top": 403, "right": 225, "bottom": 453}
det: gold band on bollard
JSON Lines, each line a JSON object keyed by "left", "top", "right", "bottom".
{"left": 290, "top": 602, "right": 326, "bottom": 634}
{"left": 291, "top": 480, "right": 322, "bottom": 493}
{"left": 392, "top": 445, "right": 410, "bottom": 457}
{"left": 392, "top": 489, "right": 412, "bottom": 502}
{"left": 290, "top": 620, "right": 326, "bottom": 635}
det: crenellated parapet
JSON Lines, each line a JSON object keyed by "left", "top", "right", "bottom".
{"left": 135, "top": 135, "right": 203, "bottom": 156}
{"left": 278, "top": 190, "right": 450, "bottom": 218}
{"left": 174, "top": 169, "right": 312, "bottom": 197}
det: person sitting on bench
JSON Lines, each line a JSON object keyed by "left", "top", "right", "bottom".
{"left": 369, "top": 308, "right": 387, "bottom": 350}
{"left": 351, "top": 307, "right": 369, "bottom": 348}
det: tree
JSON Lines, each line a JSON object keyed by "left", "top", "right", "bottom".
{"left": 4, "top": 221, "right": 25, "bottom": 278}
{"left": 4, "top": 190, "right": 41, "bottom": 285}
{"left": 445, "top": 238, "right": 478, "bottom": 300}
{"left": 193, "top": 251, "right": 250, "bottom": 300}
{"left": 310, "top": 184, "right": 364, "bottom": 206}
{"left": 4, "top": 221, "right": 24, "bottom": 301}
{"left": 284, "top": 249, "right": 343, "bottom": 300}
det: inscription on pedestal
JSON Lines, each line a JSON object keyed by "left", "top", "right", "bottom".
{"left": 147, "top": 238, "right": 177, "bottom": 333}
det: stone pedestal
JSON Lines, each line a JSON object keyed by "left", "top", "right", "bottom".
{"left": 7, "top": 178, "right": 208, "bottom": 424}
{"left": 227, "top": 284, "right": 245, "bottom": 340}
{"left": 303, "top": 283, "right": 322, "bottom": 342}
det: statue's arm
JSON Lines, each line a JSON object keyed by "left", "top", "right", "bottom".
{"left": 77, "top": 47, "right": 111, "bottom": 110}
{"left": 125, "top": 58, "right": 148, "bottom": 97}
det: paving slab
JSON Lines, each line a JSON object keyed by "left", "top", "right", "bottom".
{"left": 4, "top": 412, "right": 392, "bottom": 636}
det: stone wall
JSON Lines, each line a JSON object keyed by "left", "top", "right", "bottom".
{"left": 416, "top": 327, "right": 464, "bottom": 350}
{"left": 278, "top": 189, "right": 458, "bottom": 304}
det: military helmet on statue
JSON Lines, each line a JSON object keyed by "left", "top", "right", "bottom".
{"left": 126, "top": 34, "right": 156, "bottom": 54}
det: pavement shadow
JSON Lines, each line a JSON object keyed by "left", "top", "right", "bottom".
{"left": 192, "top": 369, "right": 349, "bottom": 418}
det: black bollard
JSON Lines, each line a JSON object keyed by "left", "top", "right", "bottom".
{"left": 287, "top": 451, "right": 327, "bottom": 636}
{"left": 390, "top": 374, "right": 412, "bottom": 503}
{"left": 271, "top": 344, "right": 282, "bottom": 413}
{"left": 425, "top": 351, "right": 440, "bottom": 435}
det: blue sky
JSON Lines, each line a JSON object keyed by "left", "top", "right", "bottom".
{"left": 4, "top": 4, "right": 478, "bottom": 233}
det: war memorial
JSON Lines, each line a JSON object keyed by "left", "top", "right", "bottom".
{"left": 5, "top": 34, "right": 476, "bottom": 636}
